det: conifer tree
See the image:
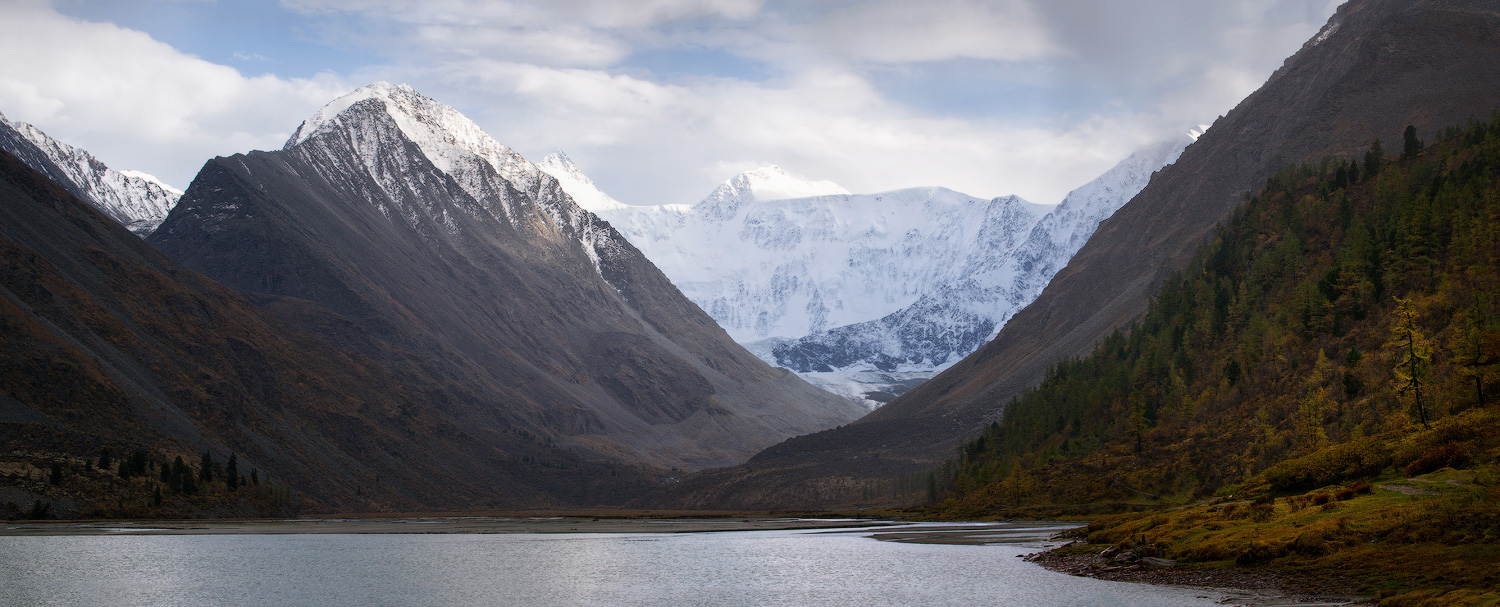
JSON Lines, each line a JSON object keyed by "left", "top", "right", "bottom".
{"left": 170, "top": 456, "right": 188, "bottom": 494}
{"left": 226, "top": 453, "right": 239, "bottom": 491}
{"left": 97, "top": 448, "right": 111, "bottom": 471}
{"left": 1402, "top": 125, "right": 1424, "bottom": 160}
{"left": 1391, "top": 297, "right": 1432, "bottom": 427}
{"left": 1363, "top": 139, "right": 1384, "bottom": 180}
{"left": 1455, "top": 305, "right": 1489, "bottom": 406}
{"left": 199, "top": 451, "right": 214, "bottom": 484}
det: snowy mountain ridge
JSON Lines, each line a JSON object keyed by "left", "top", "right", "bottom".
{"left": 282, "top": 82, "right": 629, "bottom": 277}
{"left": 770, "top": 129, "right": 1201, "bottom": 402}
{"left": 543, "top": 154, "right": 1054, "bottom": 346}
{"left": 0, "top": 111, "right": 181, "bottom": 235}
{"left": 541, "top": 130, "right": 1200, "bottom": 406}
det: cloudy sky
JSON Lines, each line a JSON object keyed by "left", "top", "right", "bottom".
{"left": 0, "top": 0, "right": 1340, "bottom": 205}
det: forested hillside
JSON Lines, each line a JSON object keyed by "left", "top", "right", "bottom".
{"left": 932, "top": 118, "right": 1500, "bottom": 603}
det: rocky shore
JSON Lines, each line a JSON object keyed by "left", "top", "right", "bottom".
{"left": 1024, "top": 541, "right": 1371, "bottom": 606}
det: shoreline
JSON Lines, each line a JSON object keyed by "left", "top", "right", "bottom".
{"left": 1025, "top": 544, "right": 1371, "bottom": 606}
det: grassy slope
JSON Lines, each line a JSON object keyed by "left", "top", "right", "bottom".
{"left": 927, "top": 120, "right": 1500, "bottom": 604}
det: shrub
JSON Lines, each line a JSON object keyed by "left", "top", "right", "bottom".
{"left": 1291, "top": 530, "right": 1330, "bottom": 556}
{"left": 1312, "top": 493, "right": 1331, "bottom": 505}
{"left": 1403, "top": 442, "right": 1473, "bottom": 477}
{"left": 1263, "top": 438, "right": 1391, "bottom": 491}
{"left": 1248, "top": 503, "right": 1276, "bottom": 521}
{"left": 1235, "top": 540, "right": 1289, "bottom": 564}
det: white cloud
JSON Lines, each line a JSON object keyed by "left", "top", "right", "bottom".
{"left": 286, "top": 0, "right": 764, "bottom": 29}
{"left": 0, "top": 0, "right": 1340, "bottom": 207}
{"left": 406, "top": 60, "right": 1147, "bottom": 206}
{"left": 806, "top": 0, "right": 1058, "bottom": 64}
{"left": 283, "top": 0, "right": 767, "bottom": 67}
{"left": 0, "top": 2, "right": 349, "bottom": 188}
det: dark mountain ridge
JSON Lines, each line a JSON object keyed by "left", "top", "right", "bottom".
{"left": 148, "top": 84, "right": 862, "bottom": 474}
{"left": 656, "top": 0, "right": 1500, "bottom": 509}
{"left": 0, "top": 148, "right": 649, "bottom": 514}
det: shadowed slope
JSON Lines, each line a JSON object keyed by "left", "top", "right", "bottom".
{"left": 148, "top": 84, "right": 862, "bottom": 473}
{"left": 0, "top": 149, "right": 652, "bottom": 513}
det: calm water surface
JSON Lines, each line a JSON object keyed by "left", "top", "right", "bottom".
{"left": 0, "top": 522, "right": 1226, "bottom": 606}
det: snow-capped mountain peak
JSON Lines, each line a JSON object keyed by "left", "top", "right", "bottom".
{"left": 118, "top": 169, "right": 183, "bottom": 197}
{"left": 695, "top": 165, "right": 850, "bottom": 220}
{"left": 537, "top": 151, "right": 627, "bottom": 212}
{"left": 518, "top": 128, "right": 1197, "bottom": 408}
{"left": 0, "top": 110, "right": 181, "bottom": 236}
{"left": 285, "top": 81, "right": 548, "bottom": 199}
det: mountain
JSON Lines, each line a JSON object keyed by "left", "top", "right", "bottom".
{"left": 0, "top": 146, "right": 655, "bottom": 515}
{"left": 935, "top": 119, "right": 1500, "bottom": 604}
{"left": 0, "top": 111, "right": 180, "bottom": 235}
{"left": 655, "top": 0, "right": 1500, "bottom": 509}
{"left": 544, "top": 135, "right": 1192, "bottom": 406}
{"left": 147, "top": 82, "right": 863, "bottom": 473}
{"left": 769, "top": 132, "right": 1197, "bottom": 398}
{"left": 536, "top": 160, "right": 1051, "bottom": 401}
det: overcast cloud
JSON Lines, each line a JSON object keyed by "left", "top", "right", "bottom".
{"left": 0, "top": 0, "right": 1340, "bottom": 205}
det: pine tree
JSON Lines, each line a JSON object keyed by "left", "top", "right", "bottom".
{"left": 97, "top": 448, "right": 112, "bottom": 471}
{"left": 1402, "top": 125, "right": 1424, "bottom": 160}
{"left": 1455, "top": 305, "right": 1489, "bottom": 407}
{"left": 199, "top": 451, "right": 214, "bottom": 484}
{"left": 49, "top": 463, "right": 62, "bottom": 486}
{"left": 1391, "top": 297, "right": 1432, "bottom": 427}
{"left": 170, "top": 456, "right": 188, "bottom": 494}
{"left": 1363, "top": 139, "right": 1385, "bottom": 180}
{"left": 226, "top": 453, "right": 239, "bottom": 492}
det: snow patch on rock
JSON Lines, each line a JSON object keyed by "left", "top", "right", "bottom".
{"left": 0, "top": 111, "right": 181, "bottom": 236}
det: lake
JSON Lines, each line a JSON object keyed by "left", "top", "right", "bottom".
{"left": 0, "top": 519, "right": 1233, "bottom": 606}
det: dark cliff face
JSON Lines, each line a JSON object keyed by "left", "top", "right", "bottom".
{"left": 655, "top": 0, "right": 1500, "bottom": 509}
{"left": 148, "top": 90, "right": 862, "bottom": 473}
{"left": 0, "top": 149, "right": 650, "bottom": 512}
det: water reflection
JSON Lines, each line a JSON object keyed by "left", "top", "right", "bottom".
{"left": 0, "top": 523, "right": 1227, "bottom": 606}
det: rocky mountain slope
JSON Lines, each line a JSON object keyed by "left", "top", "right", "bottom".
{"left": 655, "top": 0, "right": 1500, "bottom": 509}
{"left": 0, "top": 147, "right": 653, "bottom": 514}
{"left": 148, "top": 82, "right": 863, "bottom": 473}
{"left": 0, "top": 111, "right": 180, "bottom": 235}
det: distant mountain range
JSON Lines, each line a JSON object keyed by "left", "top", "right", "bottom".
{"left": 540, "top": 133, "right": 1196, "bottom": 406}
{"left": 0, "top": 111, "right": 180, "bottom": 235}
